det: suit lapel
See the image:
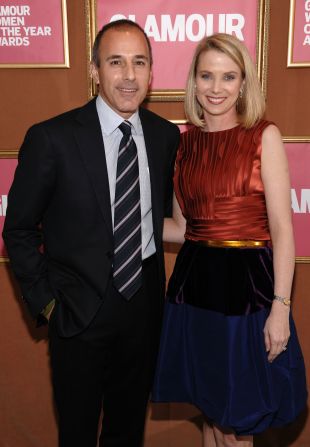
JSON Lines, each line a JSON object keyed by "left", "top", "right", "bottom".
{"left": 74, "top": 98, "right": 113, "bottom": 239}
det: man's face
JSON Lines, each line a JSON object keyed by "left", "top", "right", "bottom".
{"left": 91, "top": 27, "right": 152, "bottom": 118}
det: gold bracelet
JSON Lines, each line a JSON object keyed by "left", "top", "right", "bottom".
{"left": 273, "top": 295, "right": 291, "bottom": 306}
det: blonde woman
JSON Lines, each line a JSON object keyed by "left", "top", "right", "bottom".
{"left": 152, "top": 34, "right": 307, "bottom": 447}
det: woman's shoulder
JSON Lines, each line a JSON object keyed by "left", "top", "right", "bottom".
{"left": 252, "top": 119, "right": 277, "bottom": 134}
{"left": 180, "top": 124, "right": 200, "bottom": 137}
{"left": 240, "top": 119, "right": 275, "bottom": 134}
{"left": 179, "top": 125, "right": 202, "bottom": 146}
{"left": 238, "top": 120, "right": 278, "bottom": 145}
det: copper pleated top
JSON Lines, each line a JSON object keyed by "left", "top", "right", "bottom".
{"left": 174, "top": 120, "right": 272, "bottom": 241}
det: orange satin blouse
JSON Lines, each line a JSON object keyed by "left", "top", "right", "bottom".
{"left": 174, "top": 120, "right": 272, "bottom": 241}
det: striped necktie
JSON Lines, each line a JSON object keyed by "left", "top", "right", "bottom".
{"left": 113, "top": 120, "right": 142, "bottom": 300}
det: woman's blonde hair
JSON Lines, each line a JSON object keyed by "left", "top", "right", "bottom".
{"left": 185, "top": 33, "right": 265, "bottom": 129}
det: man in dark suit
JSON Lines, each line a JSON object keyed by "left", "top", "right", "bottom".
{"left": 3, "top": 19, "right": 180, "bottom": 447}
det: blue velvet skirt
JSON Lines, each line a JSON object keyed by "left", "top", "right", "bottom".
{"left": 152, "top": 241, "right": 307, "bottom": 435}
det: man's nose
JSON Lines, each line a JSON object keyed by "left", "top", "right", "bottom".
{"left": 123, "top": 62, "right": 135, "bottom": 81}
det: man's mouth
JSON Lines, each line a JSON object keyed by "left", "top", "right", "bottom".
{"left": 118, "top": 87, "right": 138, "bottom": 94}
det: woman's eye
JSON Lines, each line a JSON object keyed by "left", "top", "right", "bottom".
{"left": 201, "top": 73, "right": 211, "bottom": 80}
{"left": 224, "top": 74, "right": 236, "bottom": 81}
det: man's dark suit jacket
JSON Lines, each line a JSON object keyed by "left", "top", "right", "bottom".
{"left": 3, "top": 98, "right": 180, "bottom": 337}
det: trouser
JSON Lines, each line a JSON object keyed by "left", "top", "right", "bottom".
{"left": 48, "top": 255, "right": 161, "bottom": 447}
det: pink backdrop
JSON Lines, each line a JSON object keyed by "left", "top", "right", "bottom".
{"left": 1, "top": 142, "right": 309, "bottom": 258}
{"left": 0, "top": 0, "right": 65, "bottom": 64}
{"left": 0, "top": 159, "right": 17, "bottom": 257}
{"left": 285, "top": 142, "right": 310, "bottom": 258}
{"left": 97, "top": 0, "right": 259, "bottom": 90}
{"left": 292, "top": 0, "right": 310, "bottom": 63}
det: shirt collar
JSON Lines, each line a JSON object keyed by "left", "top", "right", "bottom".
{"left": 96, "top": 95, "right": 141, "bottom": 136}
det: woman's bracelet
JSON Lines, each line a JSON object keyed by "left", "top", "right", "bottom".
{"left": 273, "top": 295, "right": 291, "bottom": 306}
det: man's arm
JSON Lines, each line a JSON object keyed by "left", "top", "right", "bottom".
{"left": 164, "top": 125, "right": 180, "bottom": 217}
{"left": 3, "top": 124, "right": 56, "bottom": 318}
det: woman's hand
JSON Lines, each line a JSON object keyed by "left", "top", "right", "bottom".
{"left": 263, "top": 300, "right": 290, "bottom": 362}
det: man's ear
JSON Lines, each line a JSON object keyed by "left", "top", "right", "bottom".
{"left": 90, "top": 62, "right": 99, "bottom": 84}
{"left": 148, "top": 69, "right": 153, "bottom": 88}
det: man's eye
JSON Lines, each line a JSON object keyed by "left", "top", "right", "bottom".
{"left": 110, "top": 60, "right": 121, "bottom": 65}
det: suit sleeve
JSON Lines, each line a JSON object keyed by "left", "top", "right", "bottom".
{"left": 164, "top": 125, "right": 180, "bottom": 217}
{"left": 2, "top": 124, "right": 56, "bottom": 318}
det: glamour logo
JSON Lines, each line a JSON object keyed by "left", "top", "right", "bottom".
{"left": 0, "top": 5, "right": 30, "bottom": 16}
{"left": 0, "top": 194, "right": 7, "bottom": 217}
{"left": 291, "top": 188, "right": 310, "bottom": 213}
{"left": 304, "top": 0, "right": 310, "bottom": 45}
{"left": 110, "top": 14, "right": 245, "bottom": 41}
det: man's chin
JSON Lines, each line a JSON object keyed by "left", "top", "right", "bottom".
{"left": 117, "top": 101, "right": 141, "bottom": 117}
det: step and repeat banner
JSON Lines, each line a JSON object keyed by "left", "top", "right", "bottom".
{"left": 90, "top": 0, "right": 268, "bottom": 99}
{"left": 287, "top": 0, "right": 310, "bottom": 67}
{"left": 0, "top": 0, "right": 69, "bottom": 67}
{"left": 285, "top": 142, "right": 310, "bottom": 261}
{"left": 1, "top": 141, "right": 310, "bottom": 261}
{"left": 0, "top": 158, "right": 16, "bottom": 260}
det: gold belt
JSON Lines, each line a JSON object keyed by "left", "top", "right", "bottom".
{"left": 197, "top": 240, "right": 268, "bottom": 248}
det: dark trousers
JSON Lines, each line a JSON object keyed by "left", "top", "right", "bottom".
{"left": 48, "top": 255, "right": 161, "bottom": 447}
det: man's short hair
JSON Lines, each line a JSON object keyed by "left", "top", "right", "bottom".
{"left": 92, "top": 19, "right": 153, "bottom": 67}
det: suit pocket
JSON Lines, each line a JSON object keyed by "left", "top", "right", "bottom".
{"left": 48, "top": 261, "right": 103, "bottom": 337}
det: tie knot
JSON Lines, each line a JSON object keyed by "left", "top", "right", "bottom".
{"left": 119, "top": 121, "right": 132, "bottom": 137}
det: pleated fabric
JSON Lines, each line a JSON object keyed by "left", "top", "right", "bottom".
{"left": 174, "top": 121, "right": 272, "bottom": 241}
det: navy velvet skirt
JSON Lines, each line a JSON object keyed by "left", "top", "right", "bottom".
{"left": 152, "top": 240, "right": 307, "bottom": 435}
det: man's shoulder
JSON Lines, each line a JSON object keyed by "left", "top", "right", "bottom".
{"left": 28, "top": 99, "right": 96, "bottom": 133}
{"left": 139, "top": 107, "right": 179, "bottom": 133}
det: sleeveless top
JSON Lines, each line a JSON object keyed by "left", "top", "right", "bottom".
{"left": 174, "top": 120, "right": 272, "bottom": 241}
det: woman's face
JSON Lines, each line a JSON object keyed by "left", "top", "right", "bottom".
{"left": 195, "top": 49, "right": 244, "bottom": 123}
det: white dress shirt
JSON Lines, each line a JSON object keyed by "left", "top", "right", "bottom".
{"left": 96, "top": 95, "right": 156, "bottom": 259}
